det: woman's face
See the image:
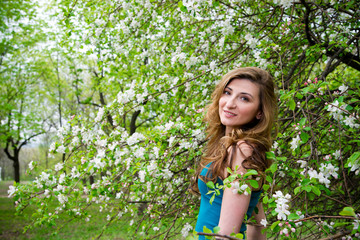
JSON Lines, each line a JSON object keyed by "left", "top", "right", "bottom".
{"left": 218, "top": 78, "right": 261, "bottom": 135}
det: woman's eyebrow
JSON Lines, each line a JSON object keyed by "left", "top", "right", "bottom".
{"left": 240, "top": 92, "right": 254, "bottom": 99}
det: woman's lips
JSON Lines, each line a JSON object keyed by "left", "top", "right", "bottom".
{"left": 224, "top": 110, "right": 236, "bottom": 117}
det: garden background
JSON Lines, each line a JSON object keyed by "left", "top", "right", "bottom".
{"left": 0, "top": 0, "right": 359, "bottom": 239}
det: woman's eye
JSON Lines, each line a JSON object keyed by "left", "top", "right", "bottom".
{"left": 224, "top": 90, "right": 230, "bottom": 95}
{"left": 240, "top": 97, "right": 249, "bottom": 101}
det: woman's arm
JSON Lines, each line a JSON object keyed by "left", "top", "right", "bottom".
{"left": 247, "top": 201, "right": 267, "bottom": 240}
{"left": 218, "top": 142, "right": 253, "bottom": 236}
{"left": 218, "top": 187, "right": 251, "bottom": 235}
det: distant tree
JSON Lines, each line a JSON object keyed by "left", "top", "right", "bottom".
{"left": 0, "top": 0, "right": 50, "bottom": 183}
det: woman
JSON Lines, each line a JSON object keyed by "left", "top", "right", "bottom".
{"left": 193, "top": 67, "right": 277, "bottom": 239}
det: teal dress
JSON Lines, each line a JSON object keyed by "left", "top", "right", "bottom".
{"left": 195, "top": 163, "right": 262, "bottom": 239}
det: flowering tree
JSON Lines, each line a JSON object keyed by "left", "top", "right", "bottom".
{"left": 0, "top": 0, "right": 51, "bottom": 183}
{"left": 9, "top": 0, "right": 360, "bottom": 239}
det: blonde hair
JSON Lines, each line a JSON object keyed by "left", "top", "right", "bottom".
{"left": 192, "top": 67, "right": 277, "bottom": 193}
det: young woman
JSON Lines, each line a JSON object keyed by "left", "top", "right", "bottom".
{"left": 193, "top": 67, "right": 277, "bottom": 239}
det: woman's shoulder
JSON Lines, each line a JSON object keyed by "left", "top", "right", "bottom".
{"left": 235, "top": 140, "right": 254, "bottom": 158}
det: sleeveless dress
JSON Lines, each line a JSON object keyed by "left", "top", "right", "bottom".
{"left": 195, "top": 163, "right": 262, "bottom": 239}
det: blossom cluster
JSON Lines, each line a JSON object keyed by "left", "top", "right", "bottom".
{"left": 326, "top": 97, "right": 359, "bottom": 129}
{"left": 279, "top": 221, "right": 296, "bottom": 237}
{"left": 273, "top": 191, "right": 291, "bottom": 220}
{"left": 181, "top": 222, "right": 193, "bottom": 237}
{"left": 307, "top": 163, "right": 339, "bottom": 188}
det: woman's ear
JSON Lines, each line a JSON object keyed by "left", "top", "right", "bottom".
{"left": 256, "top": 111, "right": 262, "bottom": 120}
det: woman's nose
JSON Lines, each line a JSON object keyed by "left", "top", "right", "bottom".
{"left": 225, "top": 96, "right": 236, "bottom": 108}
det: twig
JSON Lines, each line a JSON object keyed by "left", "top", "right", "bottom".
{"left": 197, "top": 232, "right": 242, "bottom": 240}
{"left": 293, "top": 215, "right": 355, "bottom": 223}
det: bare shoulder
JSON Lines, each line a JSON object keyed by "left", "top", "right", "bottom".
{"left": 225, "top": 141, "right": 254, "bottom": 174}
{"left": 236, "top": 140, "right": 254, "bottom": 158}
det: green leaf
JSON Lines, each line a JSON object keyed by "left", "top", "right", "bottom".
{"left": 271, "top": 221, "right": 280, "bottom": 230}
{"left": 299, "top": 118, "right": 307, "bottom": 126}
{"left": 269, "top": 163, "right": 277, "bottom": 173}
{"left": 209, "top": 194, "right": 215, "bottom": 205}
{"left": 206, "top": 181, "right": 215, "bottom": 189}
{"left": 301, "top": 178, "right": 310, "bottom": 186}
{"left": 244, "top": 169, "right": 258, "bottom": 177}
{"left": 303, "top": 185, "right": 312, "bottom": 192}
{"left": 289, "top": 99, "right": 296, "bottom": 111}
{"left": 263, "top": 195, "right": 269, "bottom": 204}
{"left": 339, "top": 207, "right": 356, "bottom": 217}
{"left": 300, "top": 132, "right": 310, "bottom": 143}
{"left": 311, "top": 185, "right": 321, "bottom": 196}
{"left": 266, "top": 175, "right": 272, "bottom": 183}
{"left": 213, "top": 226, "right": 220, "bottom": 234}
{"left": 288, "top": 213, "right": 300, "bottom": 220}
{"left": 235, "top": 233, "right": 244, "bottom": 239}
{"left": 248, "top": 179, "right": 259, "bottom": 189}
{"left": 180, "top": 5, "right": 188, "bottom": 13}
{"left": 203, "top": 226, "right": 212, "bottom": 234}
{"left": 263, "top": 184, "right": 270, "bottom": 191}
{"left": 346, "top": 152, "right": 360, "bottom": 168}
{"left": 266, "top": 151, "right": 276, "bottom": 160}
{"left": 295, "top": 92, "right": 303, "bottom": 99}
{"left": 294, "top": 186, "right": 301, "bottom": 195}
{"left": 212, "top": 0, "right": 220, "bottom": 7}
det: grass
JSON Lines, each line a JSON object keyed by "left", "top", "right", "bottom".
{"left": 0, "top": 181, "right": 131, "bottom": 240}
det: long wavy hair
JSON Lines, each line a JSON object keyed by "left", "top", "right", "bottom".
{"left": 191, "top": 67, "right": 277, "bottom": 194}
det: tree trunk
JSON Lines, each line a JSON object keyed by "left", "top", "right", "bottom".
{"left": 4, "top": 143, "right": 21, "bottom": 183}
{"left": 13, "top": 157, "right": 20, "bottom": 183}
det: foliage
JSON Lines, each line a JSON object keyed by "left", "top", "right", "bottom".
{"left": 7, "top": 0, "right": 360, "bottom": 239}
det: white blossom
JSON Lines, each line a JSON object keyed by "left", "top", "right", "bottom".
{"left": 95, "top": 107, "right": 104, "bottom": 122}
{"left": 59, "top": 173, "right": 66, "bottom": 184}
{"left": 164, "top": 121, "right": 174, "bottom": 131}
{"left": 333, "top": 150, "right": 341, "bottom": 160}
{"left": 153, "top": 147, "right": 160, "bottom": 158}
{"left": 96, "top": 138, "right": 107, "bottom": 147}
{"left": 71, "top": 167, "right": 80, "bottom": 178}
{"left": 209, "top": 61, "right": 216, "bottom": 71}
{"left": 168, "top": 136, "right": 176, "bottom": 146}
{"left": 274, "top": 0, "right": 294, "bottom": 8}
{"left": 273, "top": 191, "right": 291, "bottom": 220}
{"left": 297, "top": 160, "right": 307, "bottom": 168}
{"left": 49, "top": 142, "right": 56, "bottom": 152}
{"left": 339, "top": 84, "right": 348, "bottom": 94}
{"left": 327, "top": 100, "right": 347, "bottom": 120}
{"left": 181, "top": 222, "right": 193, "bottom": 238}
{"left": 28, "top": 161, "right": 35, "bottom": 171}
{"left": 147, "top": 160, "right": 157, "bottom": 173}
{"left": 116, "top": 192, "right": 122, "bottom": 199}
{"left": 58, "top": 194, "right": 68, "bottom": 204}
{"left": 40, "top": 172, "right": 50, "bottom": 182}
{"left": 134, "top": 147, "right": 145, "bottom": 159}
{"left": 57, "top": 145, "right": 66, "bottom": 154}
{"left": 92, "top": 157, "right": 106, "bottom": 169}
{"left": 8, "top": 185, "right": 17, "bottom": 198}
{"left": 343, "top": 115, "right": 360, "bottom": 128}
{"left": 353, "top": 219, "right": 359, "bottom": 230}
{"left": 139, "top": 170, "right": 146, "bottom": 182}
{"left": 162, "top": 168, "right": 173, "bottom": 179}
{"left": 44, "top": 189, "right": 50, "bottom": 197}
{"left": 290, "top": 135, "right": 301, "bottom": 151}
{"left": 126, "top": 132, "right": 144, "bottom": 146}
{"left": 55, "top": 163, "right": 64, "bottom": 171}
{"left": 221, "top": 19, "right": 234, "bottom": 35}
{"left": 260, "top": 219, "right": 268, "bottom": 227}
